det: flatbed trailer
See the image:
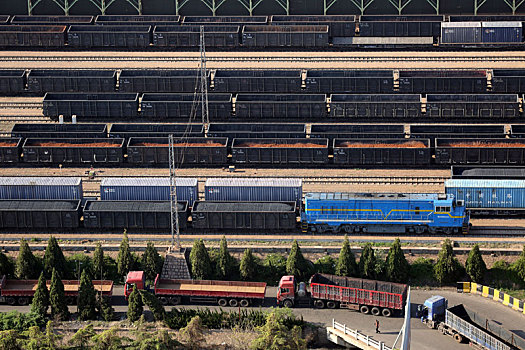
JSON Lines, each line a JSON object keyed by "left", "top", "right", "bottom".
{"left": 0, "top": 275, "right": 113, "bottom": 306}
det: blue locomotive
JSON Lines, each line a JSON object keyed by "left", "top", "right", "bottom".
{"left": 303, "top": 192, "right": 469, "bottom": 234}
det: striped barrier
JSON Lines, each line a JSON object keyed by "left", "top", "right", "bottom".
{"left": 458, "top": 282, "right": 525, "bottom": 315}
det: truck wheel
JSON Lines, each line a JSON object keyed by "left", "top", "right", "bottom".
{"left": 326, "top": 301, "right": 337, "bottom": 309}
{"left": 454, "top": 333, "right": 464, "bottom": 343}
{"left": 218, "top": 299, "right": 228, "bottom": 307}
{"left": 17, "top": 297, "right": 29, "bottom": 306}
{"left": 283, "top": 299, "right": 293, "bottom": 308}
{"left": 6, "top": 297, "right": 15, "bottom": 306}
{"left": 229, "top": 299, "right": 239, "bottom": 307}
{"left": 314, "top": 300, "right": 325, "bottom": 309}
{"left": 371, "top": 307, "right": 380, "bottom": 316}
{"left": 381, "top": 308, "right": 392, "bottom": 317}
{"left": 159, "top": 297, "right": 169, "bottom": 306}
{"left": 169, "top": 297, "right": 181, "bottom": 306}
{"left": 240, "top": 299, "right": 249, "bottom": 307}
{"left": 359, "top": 305, "right": 370, "bottom": 314}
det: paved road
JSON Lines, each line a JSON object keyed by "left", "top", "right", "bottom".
{"left": 1, "top": 286, "right": 523, "bottom": 350}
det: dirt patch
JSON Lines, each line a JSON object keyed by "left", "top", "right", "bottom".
{"left": 0, "top": 142, "right": 16, "bottom": 147}
{"left": 442, "top": 141, "right": 525, "bottom": 148}
{"left": 28, "top": 142, "right": 119, "bottom": 148}
{"left": 338, "top": 141, "right": 427, "bottom": 148}
{"left": 236, "top": 142, "right": 322, "bottom": 148}
{"left": 133, "top": 142, "right": 224, "bottom": 147}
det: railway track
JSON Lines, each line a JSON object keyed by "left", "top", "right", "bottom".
{"left": 0, "top": 102, "right": 43, "bottom": 109}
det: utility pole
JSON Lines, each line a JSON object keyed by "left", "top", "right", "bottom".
{"left": 200, "top": 25, "right": 210, "bottom": 132}
{"left": 169, "top": 134, "right": 180, "bottom": 250}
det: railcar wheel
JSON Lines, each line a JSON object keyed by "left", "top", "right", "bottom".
{"left": 17, "top": 297, "right": 29, "bottom": 306}
{"left": 371, "top": 307, "right": 381, "bottom": 316}
{"left": 239, "top": 299, "right": 249, "bottom": 307}
{"left": 359, "top": 305, "right": 370, "bottom": 314}
{"left": 218, "top": 298, "right": 228, "bottom": 307}
{"left": 159, "top": 297, "right": 169, "bottom": 306}
{"left": 381, "top": 308, "right": 392, "bottom": 317}
{"left": 326, "top": 301, "right": 337, "bottom": 309}
{"left": 283, "top": 299, "right": 293, "bottom": 308}
{"left": 314, "top": 300, "right": 325, "bottom": 309}
{"left": 229, "top": 299, "right": 239, "bottom": 307}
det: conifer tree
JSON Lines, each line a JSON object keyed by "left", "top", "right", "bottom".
{"left": 117, "top": 232, "right": 133, "bottom": 277}
{"left": 92, "top": 242, "right": 104, "bottom": 280}
{"left": 30, "top": 272, "right": 49, "bottom": 319}
{"left": 141, "top": 242, "right": 163, "bottom": 281}
{"left": 49, "top": 268, "right": 70, "bottom": 321}
{"left": 359, "top": 243, "right": 377, "bottom": 279}
{"left": 0, "top": 251, "right": 14, "bottom": 278}
{"left": 335, "top": 235, "right": 358, "bottom": 277}
{"left": 240, "top": 248, "right": 258, "bottom": 281}
{"left": 217, "top": 236, "right": 235, "bottom": 279}
{"left": 78, "top": 269, "right": 97, "bottom": 320}
{"left": 512, "top": 245, "right": 525, "bottom": 283}
{"left": 434, "top": 239, "right": 463, "bottom": 285}
{"left": 385, "top": 238, "right": 410, "bottom": 283}
{"left": 189, "top": 239, "right": 212, "bottom": 280}
{"left": 286, "top": 240, "right": 309, "bottom": 280}
{"left": 127, "top": 285, "right": 143, "bottom": 322}
{"left": 15, "top": 239, "right": 39, "bottom": 279}
{"left": 43, "top": 236, "right": 67, "bottom": 278}
{"left": 465, "top": 244, "right": 487, "bottom": 283}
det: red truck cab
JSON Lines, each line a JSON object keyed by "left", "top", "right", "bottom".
{"left": 125, "top": 271, "right": 146, "bottom": 299}
{"left": 277, "top": 275, "right": 296, "bottom": 308}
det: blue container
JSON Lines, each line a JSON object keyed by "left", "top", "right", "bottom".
{"left": 482, "top": 22, "right": 522, "bottom": 43}
{"left": 204, "top": 178, "right": 302, "bottom": 206}
{"left": 445, "top": 179, "right": 525, "bottom": 209}
{"left": 100, "top": 177, "right": 198, "bottom": 206}
{"left": 0, "top": 177, "right": 82, "bottom": 200}
{"left": 441, "top": 22, "right": 481, "bottom": 43}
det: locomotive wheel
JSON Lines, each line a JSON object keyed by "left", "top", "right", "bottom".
{"left": 239, "top": 299, "right": 249, "bottom": 307}
{"left": 218, "top": 298, "right": 228, "bottom": 307}
{"left": 229, "top": 299, "right": 239, "bottom": 307}
{"left": 359, "top": 305, "right": 370, "bottom": 314}
{"left": 371, "top": 307, "right": 381, "bottom": 316}
{"left": 381, "top": 308, "right": 392, "bottom": 317}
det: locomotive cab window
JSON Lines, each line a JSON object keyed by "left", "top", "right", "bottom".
{"left": 436, "top": 206, "right": 451, "bottom": 212}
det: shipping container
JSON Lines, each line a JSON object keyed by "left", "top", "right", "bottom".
{"left": 492, "top": 69, "right": 525, "bottom": 93}
{"left": 235, "top": 94, "right": 326, "bottom": 119}
{"left": 304, "top": 70, "right": 393, "bottom": 94}
{"left": 28, "top": 69, "right": 116, "bottom": 94}
{"left": 269, "top": 15, "right": 355, "bottom": 37}
{"left": 481, "top": 21, "right": 522, "bottom": 43}
{"left": 43, "top": 93, "right": 139, "bottom": 118}
{"left": 0, "top": 138, "right": 21, "bottom": 164}
{"left": 10, "top": 15, "right": 93, "bottom": 25}
{"left": 95, "top": 15, "right": 180, "bottom": 26}
{"left": 333, "top": 36, "right": 434, "bottom": 47}
{"left": 435, "top": 138, "right": 525, "bottom": 165}
{"left": 399, "top": 70, "right": 487, "bottom": 93}
{"left": 207, "top": 123, "right": 306, "bottom": 139}
{"left": 68, "top": 25, "right": 151, "bottom": 48}
{"left": 358, "top": 21, "right": 441, "bottom": 37}
{"left": 310, "top": 124, "right": 405, "bottom": 140}
{"left": 204, "top": 178, "right": 302, "bottom": 206}
{"left": 108, "top": 123, "right": 204, "bottom": 138}
{"left": 153, "top": 26, "right": 240, "bottom": 47}
{"left": 182, "top": 16, "right": 268, "bottom": 25}
{"left": 126, "top": 137, "right": 228, "bottom": 165}
{"left": 119, "top": 69, "right": 206, "bottom": 93}
{"left": 330, "top": 94, "right": 421, "bottom": 118}
{"left": 100, "top": 177, "right": 198, "bottom": 206}
{"left": 0, "top": 25, "right": 66, "bottom": 47}
{"left": 333, "top": 138, "right": 431, "bottom": 166}
{"left": 22, "top": 138, "right": 124, "bottom": 164}
{"left": 212, "top": 69, "right": 302, "bottom": 93}
{"left": 140, "top": 93, "right": 232, "bottom": 119}
{"left": 441, "top": 22, "right": 482, "bottom": 44}
{"left": 0, "top": 200, "right": 81, "bottom": 229}
{"left": 426, "top": 94, "right": 519, "bottom": 118}
{"left": 83, "top": 200, "right": 188, "bottom": 230}
{"left": 410, "top": 124, "right": 506, "bottom": 147}
{"left": 0, "top": 70, "right": 25, "bottom": 96}
{"left": 10, "top": 123, "right": 107, "bottom": 139}
{"left": 191, "top": 201, "right": 296, "bottom": 230}
{"left": 0, "top": 177, "right": 82, "bottom": 200}
{"left": 242, "top": 25, "right": 329, "bottom": 47}
{"left": 231, "top": 138, "right": 329, "bottom": 165}
{"left": 451, "top": 166, "right": 525, "bottom": 179}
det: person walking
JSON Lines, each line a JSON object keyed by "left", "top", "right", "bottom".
{"left": 375, "top": 319, "right": 380, "bottom": 334}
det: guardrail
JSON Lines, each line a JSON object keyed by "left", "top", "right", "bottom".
{"left": 329, "top": 319, "right": 393, "bottom": 350}
{"left": 458, "top": 282, "right": 525, "bottom": 315}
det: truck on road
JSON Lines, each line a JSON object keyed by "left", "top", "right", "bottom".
{"left": 277, "top": 273, "right": 408, "bottom": 317}
{"left": 125, "top": 271, "right": 267, "bottom": 307}
{"left": 0, "top": 275, "right": 114, "bottom": 306}
{"left": 419, "top": 295, "right": 525, "bottom": 350}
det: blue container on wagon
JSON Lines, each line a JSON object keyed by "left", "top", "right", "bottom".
{"left": 0, "top": 177, "right": 82, "bottom": 200}
{"left": 481, "top": 22, "right": 522, "bottom": 43}
{"left": 204, "top": 178, "right": 302, "bottom": 207}
{"left": 445, "top": 179, "right": 525, "bottom": 209}
{"left": 100, "top": 177, "right": 198, "bottom": 206}
{"left": 441, "top": 22, "right": 481, "bottom": 43}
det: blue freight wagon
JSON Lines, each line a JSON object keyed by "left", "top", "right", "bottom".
{"left": 303, "top": 192, "right": 468, "bottom": 234}
{"left": 445, "top": 178, "right": 525, "bottom": 215}
{"left": 0, "top": 177, "right": 83, "bottom": 200}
